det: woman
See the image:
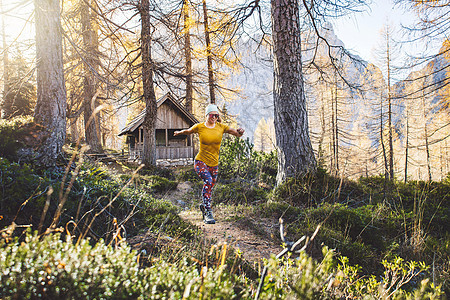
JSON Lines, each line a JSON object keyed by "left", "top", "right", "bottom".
{"left": 174, "top": 104, "right": 244, "bottom": 224}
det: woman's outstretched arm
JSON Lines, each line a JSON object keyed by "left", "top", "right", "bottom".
{"left": 226, "top": 127, "right": 245, "bottom": 137}
{"left": 174, "top": 126, "right": 195, "bottom": 136}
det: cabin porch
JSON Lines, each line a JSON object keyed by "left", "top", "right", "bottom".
{"left": 127, "top": 128, "right": 196, "bottom": 164}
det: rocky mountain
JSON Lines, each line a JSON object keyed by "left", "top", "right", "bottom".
{"left": 222, "top": 24, "right": 449, "bottom": 179}
{"left": 224, "top": 24, "right": 384, "bottom": 148}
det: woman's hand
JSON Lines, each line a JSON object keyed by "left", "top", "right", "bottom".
{"left": 228, "top": 127, "right": 245, "bottom": 137}
{"left": 174, "top": 130, "right": 181, "bottom": 136}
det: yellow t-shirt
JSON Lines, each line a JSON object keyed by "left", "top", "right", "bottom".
{"left": 192, "top": 122, "right": 230, "bottom": 167}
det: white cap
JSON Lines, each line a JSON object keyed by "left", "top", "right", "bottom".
{"left": 205, "top": 104, "right": 219, "bottom": 116}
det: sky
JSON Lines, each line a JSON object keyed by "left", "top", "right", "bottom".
{"left": 331, "top": 0, "right": 424, "bottom": 64}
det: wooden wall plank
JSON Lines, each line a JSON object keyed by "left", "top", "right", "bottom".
{"left": 156, "top": 102, "right": 193, "bottom": 129}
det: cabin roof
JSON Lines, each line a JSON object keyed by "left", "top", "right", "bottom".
{"left": 118, "top": 93, "right": 198, "bottom": 136}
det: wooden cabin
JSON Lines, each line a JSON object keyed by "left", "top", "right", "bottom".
{"left": 118, "top": 93, "right": 199, "bottom": 164}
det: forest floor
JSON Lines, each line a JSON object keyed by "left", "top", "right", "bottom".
{"left": 167, "top": 181, "right": 283, "bottom": 264}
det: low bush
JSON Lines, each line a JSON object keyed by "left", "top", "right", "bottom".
{"left": 120, "top": 173, "right": 178, "bottom": 193}
{"left": 144, "top": 175, "right": 178, "bottom": 193}
{"left": 219, "top": 137, "right": 277, "bottom": 187}
{"left": 0, "top": 116, "right": 37, "bottom": 160}
{"left": 175, "top": 166, "right": 201, "bottom": 182}
{"left": 213, "top": 181, "right": 268, "bottom": 206}
{"left": 258, "top": 246, "right": 443, "bottom": 299}
{"left": 0, "top": 231, "right": 443, "bottom": 299}
{"left": 271, "top": 167, "right": 368, "bottom": 207}
{"left": 139, "top": 165, "right": 176, "bottom": 180}
{"left": 0, "top": 157, "right": 196, "bottom": 241}
{"left": 0, "top": 157, "right": 51, "bottom": 224}
{"left": 0, "top": 231, "right": 250, "bottom": 299}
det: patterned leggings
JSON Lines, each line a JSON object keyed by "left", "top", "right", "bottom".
{"left": 194, "top": 160, "right": 218, "bottom": 210}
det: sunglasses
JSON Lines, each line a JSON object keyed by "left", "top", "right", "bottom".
{"left": 209, "top": 113, "right": 219, "bottom": 119}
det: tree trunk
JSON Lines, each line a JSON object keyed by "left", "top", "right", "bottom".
{"left": 445, "top": 140, "right": 449, "bottom": 177}
{"left": 183, "top": 0, "right": 193, "bottom": 113}
{"left": 331, "top": 87, "right": 336, "bottom": 174}
{"left": 271, "top": 0, "right": 316, "bottom": 185}
{"left": 202, "top": 0, "right": 215, "bottom": 104}
{"left": 140, "top": 0, "right": 157, "bottom": 167}
{"left": 34, "top": 0, "right": 67, "bottom": 166}
{"left": 388, "top": 89, "right": 394, "bottom": 180}
{"left": 1, "top": 0, "right": 9, "bottom": 118}
{"left": 404, "top": 102, "right": 409, "bottom": 183}
{"left": 380, "top": 95, "right": 388, "bottom": 180}
{"left": 332, "top": 79, "right": 339, "bottom": 176}
{"left": 81, "top": 0, "right": 103, "bottom": 153}
{"left": 422, "top": 91, "right": 432, "bottom": 181}
{"left": 386, "top": 34, "right": 394, "bottom": 181}
{"left": 318, "top": 94, "right": 325, "bottom": 166}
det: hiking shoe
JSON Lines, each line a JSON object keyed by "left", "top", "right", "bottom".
{"left": 199, "top": 204, "right": 215, "bottom": 224}
{"left": 199, "top": 203, "right": 206, "bottom": 219}
{"left": 204, "top": 209, "right": 216, "bottom": 224}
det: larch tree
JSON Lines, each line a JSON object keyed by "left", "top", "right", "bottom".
{"left": 254, "top": 118, "right": 275, "bottom": 152}
{"left": 373, "top": 23, "right": 401, "bottom": 181}
{"left": 137, "top": 0, "right": 242, "bottom": 114}
{"left": 63, "top": 0, "right": 127, "bottom": 150}
{"left": 34, "top": 0, "right": 67, "bottom": 166}
{"left": 271, "top": 0, "right": 316, "bottom": 184}
{"left": 139, "top": 0, "right": 158, "bottom": 167}
{"left": 402, "top": 0, "right": 450, "bottom": 75}
{"left": 401, "top": 0, "right": 450, "bottom": 180}
{"left": 1, "top": 0, "right": 9, "bottom": 118}
{"left": 198, "top": 1, "right": 243, "bottom": 109}
{"left": 182, "top": 0, "right": 194, "bottom": 113}
{"left": 80, "top": 0, "right": 103, "bottom": 153}
{"left": 2, "top": 51, "right": 36, "bottom": 118}
{"left": 306, "top": 54, "right": 354, "bottom": 178}
{"left": 202, "top": 0, "right": 215, "bottom": 104}
{"left": 420, "top": 82, "right": 433, "bottom": 181}
{"left": 385, "top": 28, "right": 395, "bottom": 181}
{"left": 269, "top": 0, "right": 368, "bottom": 184}
{"left": 403, "top": 89, "right": 412, "bottom": 182}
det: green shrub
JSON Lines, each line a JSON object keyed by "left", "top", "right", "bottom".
{"left": 255, "top": 202, "right": 409, "bottom": 274}
{"left": 0, "top": 231, "right": 144, "bottom": 298}
{"left": 0, "top": 157, "right": 195, "bottom": 241}
{"left": 0, "top": 157, "right": 50, "bottom": 225}
{"left": 145, "top": 175, "right": 178, "bottom": 193}
{"left": 120, "top": 174, "right": 178, "bottom": 193}
{"left": 0, "top": 116, "right": 34, "bottom": 159}
{"left": 271, "top": 168, "right": 366, "bottom": 207}
{"left": 219, "top": 137, "right": 277, "bottom": 186}
{"left": 257, "top": 201, "right": 304, "bottom": 223}
{"left": 66, "top": 166, "right": 194, "bottom": 239}
{"left": 139, "top": 165, "right": 175, "bottom": 180}
{"left": 257, "top": 246, "right": 443, "bottom": 299}
{"left": 0, "top": 231, "right": 443, "bottom": 299}
{"left": 175, "top": 166, "right": 201, "bottom": 182}
{"left": 0, "top": 231, "right": 250, "bottom": 299}
{"left": 258, "top": 247, "right": 336, "bottom": 299}
{"left": 271, "top": 175, "right": 313, "bottom": 206}
{"left": 213, "top": 181, "right": 268, "bottom": 205}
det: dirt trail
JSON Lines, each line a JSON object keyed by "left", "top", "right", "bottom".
{"left": 169, "top": 182, "right": 282, "bottom": 264}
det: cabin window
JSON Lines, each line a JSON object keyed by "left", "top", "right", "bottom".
{"left": 127, "top": 135, "right": 135, "bottom": 149}
{"left": 156, "top": 129, "right": 166, "bottom": 146}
